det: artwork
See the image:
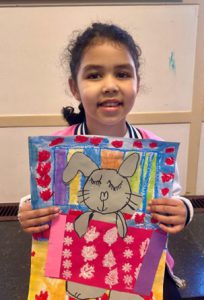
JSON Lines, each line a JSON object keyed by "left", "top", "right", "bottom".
{"left": 28, "top": 135, "right": 179, "bottom": 300}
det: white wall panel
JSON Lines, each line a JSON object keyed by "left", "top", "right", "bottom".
{"left": 0, "top": 5, "right": 197, "bottom": 115}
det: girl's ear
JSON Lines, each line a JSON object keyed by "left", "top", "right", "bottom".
{"left": 69, "top": 77, "right": 81, "bottom": 101}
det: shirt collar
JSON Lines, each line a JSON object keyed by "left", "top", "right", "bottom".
{"left": 74, "top": 122, "right": 142, "bottom": 139}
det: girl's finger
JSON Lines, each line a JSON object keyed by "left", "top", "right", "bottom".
{"left": 151, "top": 213, "right": 185, "bottom": 225}
{"left": 149, "top": 204, "right": 185, "bottom": 216}
{"left": 159, "top": 223, "right": 184, "bottom": 234}
{"left": 150, "top": 198, "right": 183, "bottom": 207}
{"left": 20, "top": 212, "right": 60, "bottom": 229}
{"left": 19, "top": 206, "right": 60, "bottom": 222}
{"left": 23, "top": 224, "right": 50, "bottom": 234}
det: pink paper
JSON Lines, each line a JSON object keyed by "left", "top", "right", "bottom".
{"left": 45, "top": 214, "right": 67, "bottom": 277}
{"left": 46, "top": 213, "right": 154, "bottom": 294}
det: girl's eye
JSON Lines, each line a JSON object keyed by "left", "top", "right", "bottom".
{"left": 108, "top": 180, "right": 123, "bottom": 191}
{"left": 90, "top": 177, "right": 101, "bottom": 186}
{"left": 117, "top": 72, "right": 131, "bottom": 79}
{"left": 86, "top": 73, "right": 101, "bottom": 80}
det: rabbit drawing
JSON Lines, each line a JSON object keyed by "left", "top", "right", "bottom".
{"left": 63, "top": 151, "right": 143, "bottom": 300}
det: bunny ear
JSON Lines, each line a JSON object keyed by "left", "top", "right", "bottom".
{"left": 118, "top": 153, "right": 140, "bottom": 178}
{"left": 63, "top": 152, "right": 98, "bottom": 184}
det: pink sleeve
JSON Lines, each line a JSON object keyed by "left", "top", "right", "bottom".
{"left": 52, "top": 124, "right": 78, "bottom": 136}
{"left": 138, "top": 128, "right": 164, "bottom": 141}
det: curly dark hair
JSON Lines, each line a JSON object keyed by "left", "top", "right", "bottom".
{"left": 62, "top": 22, "right": 141, "bottom": 125}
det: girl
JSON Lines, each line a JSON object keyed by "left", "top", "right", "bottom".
{"left": 18, "top": 23, "right": 193, "bottom": 300}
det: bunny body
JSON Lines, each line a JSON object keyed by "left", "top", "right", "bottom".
{"left": 63, "top": 152, "right": 143, "bottom": 299}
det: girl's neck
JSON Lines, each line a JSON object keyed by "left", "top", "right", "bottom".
{"left": 85, "top": 120, "right": 128, "bottom": 137}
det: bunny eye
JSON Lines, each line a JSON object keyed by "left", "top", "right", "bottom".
{"left": 90, "top": 176, "right": 102, "bottom": 186}
{"left": 107, "top": 180, "right": 123, "bottom": 191}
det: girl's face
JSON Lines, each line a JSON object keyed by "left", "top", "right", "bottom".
{"left": 69, "top": 40, "right": 139, "bottom": 136}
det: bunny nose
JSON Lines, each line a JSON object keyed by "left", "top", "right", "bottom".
{"left": 100, "top": 191, "right": 109, "bottom": 201}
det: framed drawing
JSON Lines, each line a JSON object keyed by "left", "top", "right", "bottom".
{"left": 28, "top": 135, "right": 179, "bottom": 300}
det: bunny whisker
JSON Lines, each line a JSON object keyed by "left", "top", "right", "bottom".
{"left": 126, "top": 198, "right": 135, "bottom": 205}
{"left": 78, "top": 197, "right": 90, "bottom": 204}
{"left": 129, "top": 198, "right": 139, "bottom": 205}
{"left": 78, "top": 189, "right": 90, "bottom": 194}
{"left": 126, "top": 197, "right": 139, "bottom": 208}
{"left": 130, "top": 200, "right": 140, "bottom": 209}
{"left": 125, "top": 192, "right": 140, "bottom": 196}
{"left": 78, "top": 193, "right": 90, "bottom": 197}
{"left": 78, "top": 190, "right": 90, "bottom": 195}
{"left": 78, "top": 199, "right": 85, "bottom": 204}
{"left": 127, "top": 203, "right": 136, "bottom": 210}
{"left": 126, "top": 195, "right": 131, "bottom": 202}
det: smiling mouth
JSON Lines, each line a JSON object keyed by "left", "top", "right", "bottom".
{"left": 97, "top": 202, "right": 108, "bottom": 212}
{"left": 97, "top": 100, "right": 122, "bottom": 107}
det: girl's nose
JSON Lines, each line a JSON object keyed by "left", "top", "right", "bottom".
{"left": 102, "top": 76, "right": 119, "bottom": 94}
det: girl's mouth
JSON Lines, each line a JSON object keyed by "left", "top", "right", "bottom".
{"left": 97, "top": 204, "right": 108, "bottom": 212}
{"left": 98, "top": 100, "right": 122, "bottom": 107}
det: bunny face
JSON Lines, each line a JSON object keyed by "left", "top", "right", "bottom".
{"left": 63, "top": 152, "right": 142, "bottom": 219}
{"left": 80, "top": 169, "right": 132, "bottom": 214}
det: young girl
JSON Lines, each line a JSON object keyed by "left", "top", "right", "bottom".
{"left": 18, "top": 23, "right": 193, "bottom": 300}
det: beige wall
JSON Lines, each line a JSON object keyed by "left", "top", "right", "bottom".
{"left": 0, "top": 2, "right": 203, "bottom": 203}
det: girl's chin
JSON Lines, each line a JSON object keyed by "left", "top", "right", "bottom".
{"left": 96, "top": 115, "right": 125, "bottom": 125}
{"left": 97, "top": 105, "right": 123, "bottom": 114}
{"left": 87, "top": 117, "right": 127, "bottom": 134}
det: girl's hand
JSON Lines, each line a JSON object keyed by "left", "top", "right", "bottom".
{"left": 147, "top": 198, "right": 187, "bottom": 234}
{"left": 18, "top": 201, "right": 61, "bottom": 234}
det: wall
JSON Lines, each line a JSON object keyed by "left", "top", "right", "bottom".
{"left": 0, "top": 2, "right": 203, "bottom": 203}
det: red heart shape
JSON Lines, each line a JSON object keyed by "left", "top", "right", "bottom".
{"left": 74, "top": 136, "right": 89, "bottom": 143}
{"left": 134, "top": 213, "right": 145, "bottom": 224}
{"left": 38, "top": 150, "right": 50, "bottom": 162}
{"left": 149, "top": 142, "right": 157, "bottom": 148}
{"left": 165, "top": 157, "right": 175, "bottom": 165}
{"left": 40, "top": 188, "right": 54, "bottom": 201}
{"left": 165, "top": 147, "right": 175, "bottom": 153}
{"left": 49, "top": 137, "right": 64, "bottom": 147}
{"left": 36, "top": 162, "right": 51, "bottom": 176}
{"left": 133, "top": 141, "right": 143, "bottom": 148}
{"left": 161, "top": 187, "right": 169, "bottom": 196}
{"left": 161, "top": 173, "right": 174, "bottom": 183}
{"left": 111, "top": 140, "right": 123, "bottom": 148}
{"left": 36, "top": 174, "right": 51, "bottom": 188}
{"left": 90, "top": 137, "right": 103, "bottom": 146}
